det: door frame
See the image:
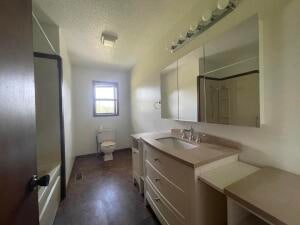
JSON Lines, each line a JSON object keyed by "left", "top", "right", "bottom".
{"left": 34, "top": 52, "right": 66, "bottom": 199}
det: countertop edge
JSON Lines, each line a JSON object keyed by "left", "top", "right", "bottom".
{"left": 141, "top": 135, "right": 239, "bottom": 169}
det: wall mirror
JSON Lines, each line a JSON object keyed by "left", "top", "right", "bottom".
{"left": 160, "top": 15, "right": 260, "bottom": 127}
{"left": 199, "top": 15, "right": 260, "bottom": 127}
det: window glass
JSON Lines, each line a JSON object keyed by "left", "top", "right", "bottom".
{"left": 95, "top": 100, "right": 115, "bottom": 114}
{"left": 95, "top": 86, "right": 115, "bottom": 99}
{"left": 93, "top": 81, "right": 119, "bottom": 116}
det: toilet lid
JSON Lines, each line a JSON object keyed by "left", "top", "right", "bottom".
{"left": 101, "top": 141, "right": 116, "bottom": 147}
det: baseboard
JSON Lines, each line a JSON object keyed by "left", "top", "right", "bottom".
{"left": 115, "top": 147, "right": 131, "bottom": 152}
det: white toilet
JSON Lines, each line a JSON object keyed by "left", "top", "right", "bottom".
{"left": 97, "top": 128, "right": 116, "bottom": 161}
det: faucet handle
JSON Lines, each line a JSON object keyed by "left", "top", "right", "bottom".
{"left": 189, "top": 133, "right": 193, "bottom": 141}
{"left": 180, "top": 129, "right": 186, "bottom": 139}
{"left": 196, "top": 134, "right": 201, "bottom": 143}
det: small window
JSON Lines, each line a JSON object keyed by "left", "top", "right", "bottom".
{"left": 93, "top": 81, "right": 119, "bottom": 117}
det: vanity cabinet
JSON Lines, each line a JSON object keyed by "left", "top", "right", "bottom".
{"left": 144, "top": 143, "right": 193, "bottom": 225}
{"left": 143, "top": 140, "right": 239, "bottom": 225}
{"left": 131, "top": 137, "right": 144, "bottom": 193}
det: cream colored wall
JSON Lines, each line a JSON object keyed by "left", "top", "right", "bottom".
{"left": 72, "top": 66, "right": 131, "bottom": 156}
{"left": 131, "top": 0, "right": 300, "bottom": 174}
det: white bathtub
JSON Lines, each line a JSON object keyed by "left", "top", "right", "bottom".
{"left": 38, "top": 164, "right": 61, "bottom": 225}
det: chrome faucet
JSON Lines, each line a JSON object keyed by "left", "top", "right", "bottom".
{"left": 182, "top": 126, "right": 194, "bottom": 141}
{"left": 196, "top": 133, "right": 206, "bottom": 143}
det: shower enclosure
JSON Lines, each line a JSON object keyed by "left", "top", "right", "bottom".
{"left": 34, "top": 52, "right": 66, "bottom": 225}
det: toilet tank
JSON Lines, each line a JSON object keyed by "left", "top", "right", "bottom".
{"left": 97, "top": 129, "right": 115, "bottom": 143}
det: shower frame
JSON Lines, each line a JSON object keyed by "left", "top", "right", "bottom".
{"left": 34, "top": 52, "right": 66, "bottom": 200}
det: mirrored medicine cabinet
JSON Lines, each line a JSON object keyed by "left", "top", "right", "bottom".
{"left": 160, "top": 15, "right": 260, "bottom": 127}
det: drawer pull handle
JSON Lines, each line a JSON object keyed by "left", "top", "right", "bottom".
{"left": 154, "top": 158, "right": 159, "bottom": 162}
{"left": 154, "top": 178, "right": 160, "bottom": 182}
{"left": 154, "top": 197, "right": 160, "bottom": 202}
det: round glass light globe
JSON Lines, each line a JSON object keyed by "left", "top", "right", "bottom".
{"left": 217, "top": 0, "right": 229, "bottom": 10}
{"left": 202, "top": 10, "right": 212, "bottom": 22}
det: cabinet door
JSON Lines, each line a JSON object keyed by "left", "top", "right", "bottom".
{"left": 138, "top": 140, "right": 144, "bottom": 176}
{"left": 160, "top": 61, "right": 179, "bottom": 120}
{"left": 178, "top": 47, "right": 204, "bottom": 121}
{"left": 132, "top": 148, "right": 140, "bottom": 177}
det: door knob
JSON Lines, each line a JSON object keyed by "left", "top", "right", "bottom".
{"left": 29, "top": 174, "right": 50, "bottom": 191}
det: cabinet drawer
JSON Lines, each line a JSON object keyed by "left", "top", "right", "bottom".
{"left": 146, "top": 178, "right": 184, "bottom": 225}
{"left": 146, "top": 161, "right": 187, "bottom": 218}
{"left": 144, "top": 143, "right": 190, "bottom": 190}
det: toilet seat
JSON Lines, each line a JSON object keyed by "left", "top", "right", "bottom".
{"left": 101, "top": 141, "right": 116, "bottom": 148}
{"left": 100, "top": 141, "right": 116, "bottom": 161}
{"left": 97, "top": 129, "right": 116, "bottom": 161}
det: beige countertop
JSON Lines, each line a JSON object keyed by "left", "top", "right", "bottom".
{"left": 199, "top": 161, "right": 260, "bottom": 193}
{"left": 225, "top": 167, "right": 300, "bottom": 225}
{"left": 141, "top": 131, "right": 240, "bottom": 168}
{"left": 131, "top": 131, "right": 163, "bottom": 140}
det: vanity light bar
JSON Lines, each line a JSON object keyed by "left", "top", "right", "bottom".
{"left": 169, "top": 0, "right": 239, "bottom": 53}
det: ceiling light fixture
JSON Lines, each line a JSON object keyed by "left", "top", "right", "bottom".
{"left": 101, "top": 32, "right": 118, "bottom": 48}
{"left": 169, "top": 0, "right": 239, "bottom": 53}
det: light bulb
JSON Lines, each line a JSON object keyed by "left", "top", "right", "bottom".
{"left": 217, "top": 0, "right": 230, "bottom": 10}
{"left": 202, "top": 10, "right": 212, "bottom": 22}
{"left": 189, "top": 24, "right": 197, "bottom": 32}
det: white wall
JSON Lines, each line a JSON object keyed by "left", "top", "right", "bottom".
{"left": 131, "top": 0, "right": 300, "bottom": 174}
{"left": 72, "top": 66, "right": 131, "bottom": 156}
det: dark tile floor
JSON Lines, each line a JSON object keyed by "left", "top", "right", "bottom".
{"left": 54, "top": 150, "right": 160, "bottom": 225}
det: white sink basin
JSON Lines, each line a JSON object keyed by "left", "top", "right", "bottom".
{"left": 156, "top": 137, "right": 197, "bottom": 150}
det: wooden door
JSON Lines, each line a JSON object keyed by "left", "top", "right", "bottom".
{"left": 0, "top": 0, "right": 39, "bottom": 225}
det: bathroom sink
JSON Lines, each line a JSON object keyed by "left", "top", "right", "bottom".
{"left": 156, "top": 137, "right": 197, "bottom": 150}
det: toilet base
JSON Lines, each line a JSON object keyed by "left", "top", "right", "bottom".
{"left": 103, "top": 153, "right": 113, "bottom": 161}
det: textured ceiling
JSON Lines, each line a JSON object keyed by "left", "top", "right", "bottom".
{"left": 33, "top": 0, "right": 202, "bottom": 70}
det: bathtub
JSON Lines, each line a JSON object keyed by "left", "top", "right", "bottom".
{"left": 38, "top": 164, "right": 61, "bottom": 225}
